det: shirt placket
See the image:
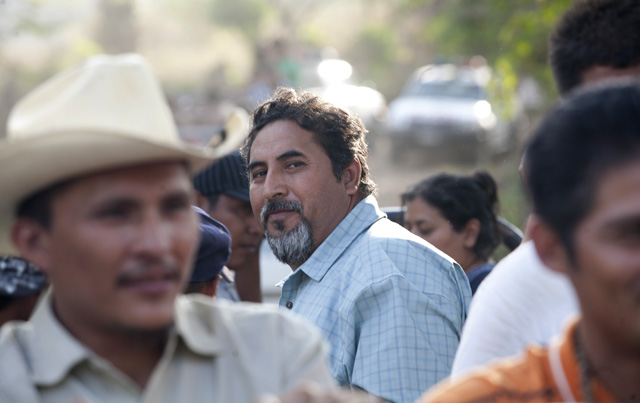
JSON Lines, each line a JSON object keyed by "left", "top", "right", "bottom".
{"left": 280, "top": 270, "right": 304, "bottom": 311}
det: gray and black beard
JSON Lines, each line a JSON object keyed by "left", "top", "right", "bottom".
{"left": 261, "top": 200, "right": 314, "bottom": 267}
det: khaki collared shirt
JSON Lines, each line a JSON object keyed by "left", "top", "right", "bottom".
{"left": 0, "top": 292, "right": 334, "bottom": 402}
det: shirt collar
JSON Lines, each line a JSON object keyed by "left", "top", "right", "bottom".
{"left": 550, "top": 317, "right": 617, "bottom": 402}
{"left": 26, "top": 292, "right": 221, "bottom": 386}
{"left": 27, "top": 289, "right": 92, "bottom": 386}
{"left": 174, "top": 295, "right": 223, "bottom": 356}
{"left": 298, "top": 195, "right": 385, "bottom": 282}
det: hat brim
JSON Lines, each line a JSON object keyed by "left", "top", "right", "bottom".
{"left": 0, "top": 130, "right": 218, "bottom": 255}
{"left": 206, "top": 107, "right": 249, "bottom": 155}
{"left": 222, "top": 187, "right": 251, "bottom": 203}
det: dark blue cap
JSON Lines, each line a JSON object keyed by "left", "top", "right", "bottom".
{"left": 193, "top": 151, "right": 250, "bottom": 202}
{"left": 191, "top": 207, "right": 231, "bottom": 283}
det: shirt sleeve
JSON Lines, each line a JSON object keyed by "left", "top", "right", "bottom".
{"left": 346, "top": 275, "right": 462, "bottom": 403}
{"left": 450, "top": 266, "right": 527, "bottom": 377}
{"left": 450, "top": 242, "right": 579, "bottom": 378}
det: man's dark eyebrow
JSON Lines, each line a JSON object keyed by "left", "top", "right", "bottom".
{"left": 162, "top": 190, "right": 192, "bottom": 205}
{"left": 92, "top": 196, "right": 140, "bottom": 212}
{"left": 248, "top": 150, "right": 306, "bottom": 172}
{"left": 247, "top": 160, "right": 265, "bottom": 172}
{"left": 92, "top": 189, "right": 190, "bottom": 210}
{"left": 601, "top": 215, "right": 640, "bottom": 232}
{"left": 276, "top": 150, "right": 305, "bottom": 161}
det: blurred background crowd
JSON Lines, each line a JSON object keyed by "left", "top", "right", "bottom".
{"left": 0, "top": 0, "right": 569, "bottom": 300}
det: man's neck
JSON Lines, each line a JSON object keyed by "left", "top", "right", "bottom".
{"left": 579, "top": 321, "right": 640, "bottom": 401}
{"left": 287, "top": 194, "right": 367, "bottom": 273}
{"left": 349, "top": 193, "right": 366, "bottom": 213}
{"left": 53, "top": 299, "right": 169, "bottom": 388}
{"left": 88, "top": 327, "right": 169, "bottom": 388}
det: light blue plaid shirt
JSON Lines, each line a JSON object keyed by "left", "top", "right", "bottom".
{"left": 278, "top": 196, "right": 471, "bottom": 403}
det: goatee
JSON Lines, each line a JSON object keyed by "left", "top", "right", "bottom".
{"left": 261, "top": 200, "right": 314, "bottom": 266}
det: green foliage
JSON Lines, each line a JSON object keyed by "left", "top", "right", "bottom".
{"left": 409, "top": 0, "right": 573, "bottom": 100}
{"left": 486, "top": 59, "right": 519, "bottom": 121}
{"left": 298, "top": 25, "right": 328, "bottom": 47}
{"left": 351, "top": 24, "right": 398, "bottom": 93}
{"left": 209, "top": 0, "right": 272, "bottom": 39}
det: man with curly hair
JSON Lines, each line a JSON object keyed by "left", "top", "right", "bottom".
{"left": 243, "top": 87, "right": 471, "bottom": 403}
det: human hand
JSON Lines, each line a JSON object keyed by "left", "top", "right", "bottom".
{"left": 255, "top": 382, "right": 383, "bottom": 403}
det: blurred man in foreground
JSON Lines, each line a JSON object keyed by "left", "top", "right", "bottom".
{"left": 244, "top": 87, "right": 470, "bottom": 403}
{"left": 0, "top": 54, "right": 333, "bottom": 402}
{"left": 451, "top": 0, "right": 640, "bottom": 376}
{"left": 424, "top": 80, "right": 640, "bottom": 402}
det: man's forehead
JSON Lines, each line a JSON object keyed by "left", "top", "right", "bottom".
{"left": 80, "top": 160, "right": 188, "bottom": 181}
{"left": 249, "top": 122, "right": 320, "bottom": 163}
{"left": 54, "top": 160, "right": 192, "bottom": 198}
{"left": 585, "top": 159, "right": 640, "bottom": 227}
{"left": 220, "top": 194, "right": 251, "bottom": 206}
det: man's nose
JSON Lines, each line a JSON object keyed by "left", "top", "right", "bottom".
{"left": 132, "top": 213, "right": 172, "bottom": 256}
{"left": 263, "top": 170, "right": 288, "bottom": 201}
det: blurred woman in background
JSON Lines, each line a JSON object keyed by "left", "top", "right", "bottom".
{"left": 402, "top": 171, "right": 501, "bottom": 294}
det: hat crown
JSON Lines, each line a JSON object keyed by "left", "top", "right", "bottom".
{"left": 0, "top": 53, "right": 216, "bottom": 255}
{"left": 191, "top": 209, "right": 231, "bottom": 282}
{"left": 8, "top": 54, "right": 179, "bottom": 145}
{"left": 193, "top": 151, "right": 250, "bottom": 201}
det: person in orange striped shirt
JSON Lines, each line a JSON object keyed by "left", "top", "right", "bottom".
{"left": 423, "top": 80, "right": 640, "bottom": 403}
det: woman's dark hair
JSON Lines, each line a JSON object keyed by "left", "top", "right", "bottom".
{"left": 402, "top": 171, "right": 501, "bottom": 261}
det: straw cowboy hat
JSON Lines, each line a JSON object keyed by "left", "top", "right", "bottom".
{"left": 206, "top": 106, "right": 250, "bottom": 155}
{"left": 0, "top": 53, "right": 243, "bottom": 255}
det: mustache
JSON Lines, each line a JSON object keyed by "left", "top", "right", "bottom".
{"left": 116, "top": 260, "right": 181, "bottom": 286}
{"left": 260, "top": 199, "right": 303, "bottom": 223}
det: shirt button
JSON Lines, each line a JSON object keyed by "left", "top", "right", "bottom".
{"left": 285, "top": 301, "right": 293, "bottom": 309}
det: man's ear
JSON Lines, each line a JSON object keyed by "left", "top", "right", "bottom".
{"left": 462, "top": 218, "right": 481, "bottom": 249}
{"left": 529, "top": 214, "right": 571, "bottom": 275}
{"left": 341, "top": 158, "right": 362, "bottom": 196}
{"left": 11, "top": 218, "right": 53, "bottom": 273}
